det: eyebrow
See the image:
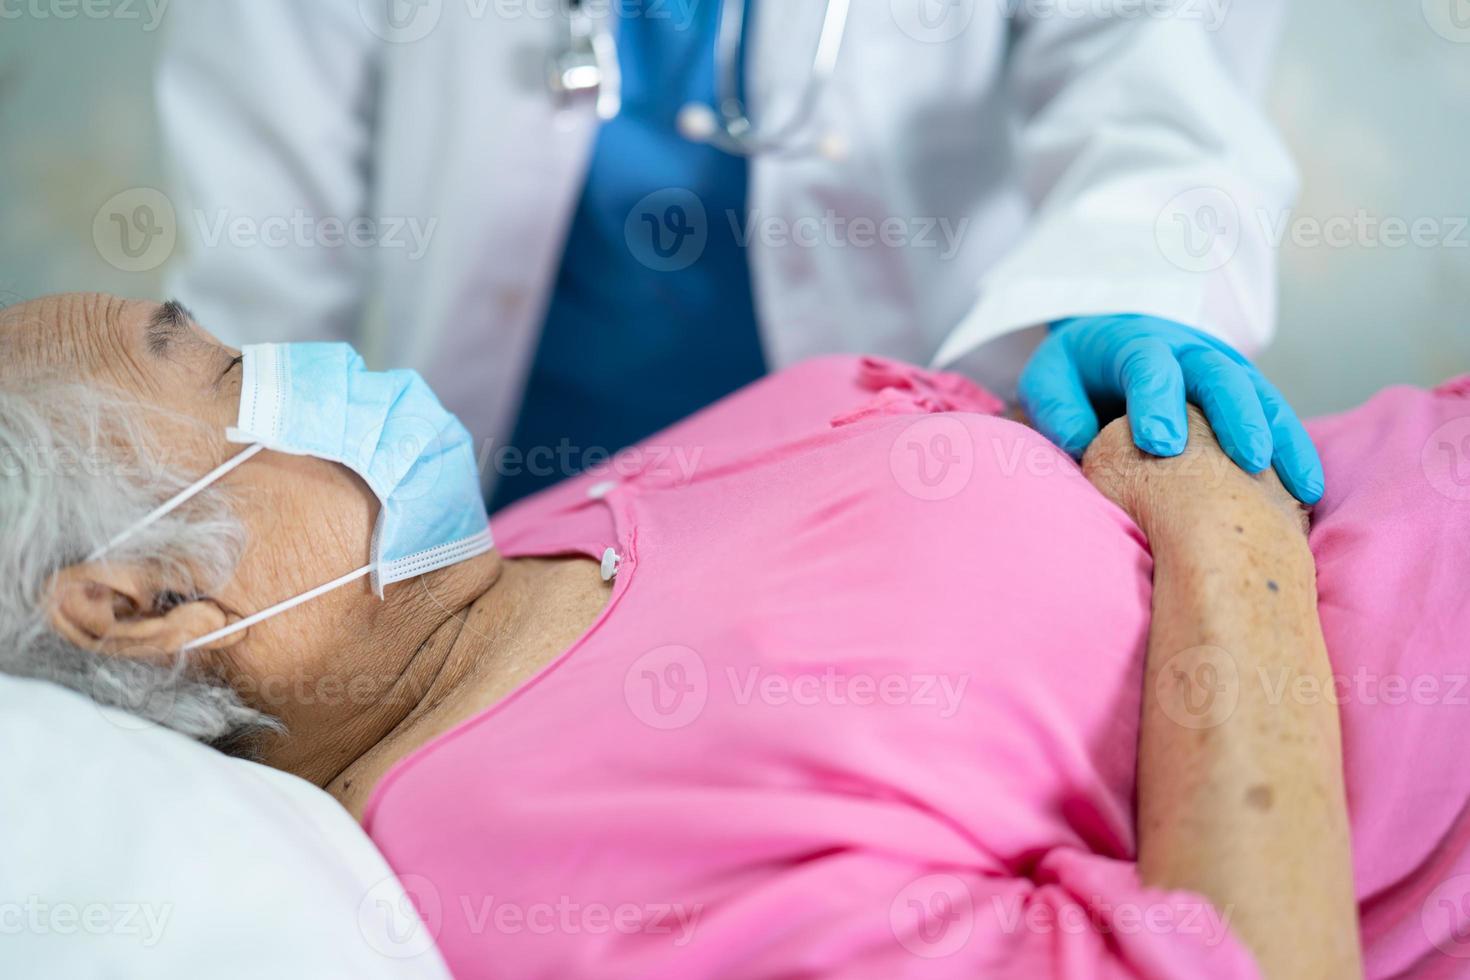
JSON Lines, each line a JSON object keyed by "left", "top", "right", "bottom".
{"left": 145, "top": 299, "right": 197, "bottom": 356}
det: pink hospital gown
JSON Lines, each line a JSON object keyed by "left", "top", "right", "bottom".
{"left": 364, "top": 356, "right": 1470, "bottom": 979}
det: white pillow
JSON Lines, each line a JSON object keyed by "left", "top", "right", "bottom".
{"left": 0, "top": 675, "right": 451, "bottom": 979}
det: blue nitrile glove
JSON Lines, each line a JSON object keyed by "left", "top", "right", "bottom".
{"left": 1018, "top": 314, "right": 1325, "bottom": 504}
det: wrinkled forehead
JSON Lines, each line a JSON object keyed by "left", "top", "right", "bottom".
{"left": 0, "top": 293, "right": 245, "bottom": 472}
{"left": 0, "top": 293, "right": 132, "bottom": 378}
{"left": 0, "top": 293, "right": 198, "bottom": 395}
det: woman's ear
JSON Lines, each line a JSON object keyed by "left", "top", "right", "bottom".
{"left": 46, "top": 563, "right": 238, "bottom": 658}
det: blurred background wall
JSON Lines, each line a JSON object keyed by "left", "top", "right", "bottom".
{"left": 0, "top": 0, "right": 1466, "bottom": 416}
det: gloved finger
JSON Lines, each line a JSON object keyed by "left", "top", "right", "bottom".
{"left": 1250, "top": 371, "right": 1326, "bottom": 505}
{"left": 1193, "top": 328, "right": 1256, "bottom": 367}
{"left": 1116, "top": 337, "right": 1188, "bottom": 457}
{"left": 1179, "top": 348, "right": 1273, "bottom": 473}
{"left": 1018, "top": 334, "right": 1100, "bottom": 458}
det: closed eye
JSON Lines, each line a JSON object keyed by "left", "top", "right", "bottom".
{"left": 217, "top": 354, "right": 243, "bottom": 385}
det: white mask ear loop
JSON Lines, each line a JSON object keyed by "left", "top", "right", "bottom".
{"left": 87, "top": 444, "right": 268, "bottom": 562}
{"left": 179, "top": 562, "right": 372, "bottom": 652}
{"left": 83, "top": 441, "right": 380, "bottom": 653}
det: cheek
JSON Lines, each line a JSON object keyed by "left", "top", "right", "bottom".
{"left": 211, "top": 456, "right": 385, "bottom": 721}
{"left": 237, "top": 455, "right": 379, "bottom": 598}
{"left": 225, "top": 582, "right": 394, "bottom": 722}
{"left": 284, "top": 458, "right": 380, "bottom": 568}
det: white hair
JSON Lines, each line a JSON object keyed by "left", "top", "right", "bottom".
{"left": 0, "top": 380, "right": 281, "bottom": 755}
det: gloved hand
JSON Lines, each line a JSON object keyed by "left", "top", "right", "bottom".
{"left": 1018, "top": 314, "right": 1324, "bottom": 504}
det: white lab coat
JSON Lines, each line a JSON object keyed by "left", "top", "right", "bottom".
{"left": 157, "top": 0, "right": 1296, "bottom": 471}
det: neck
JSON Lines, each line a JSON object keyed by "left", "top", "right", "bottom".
{"left": 292, "top": 552, "right": 609, "bottom": 815}
{"left": 259, "top": 552, "right": 511, "bottom": 789}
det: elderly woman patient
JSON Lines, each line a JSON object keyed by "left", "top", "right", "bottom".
{"left": 5, "top": 294, "right": 1470, "bottom": 979}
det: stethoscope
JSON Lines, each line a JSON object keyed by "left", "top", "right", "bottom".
{"left": 546, "top": 0, "right": 853, "bottom": 157}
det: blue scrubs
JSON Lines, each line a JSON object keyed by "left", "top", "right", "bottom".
{"left": 491, "top": 0, "right": 765, "bottom": 508}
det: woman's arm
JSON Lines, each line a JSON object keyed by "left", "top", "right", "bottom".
{"left": 1083, "top": 409, "right": 1361, "bottom": 979}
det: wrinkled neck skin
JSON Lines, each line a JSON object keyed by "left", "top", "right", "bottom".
{"left": 251, "top": 551, "right": 609, "bottom": 816}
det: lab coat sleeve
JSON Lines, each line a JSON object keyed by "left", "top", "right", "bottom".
{"left": 156, "top": 0, "right": 378, "bottom": 346}
{"left": 932, "top": 0, "right": 1299, "bottom": 372}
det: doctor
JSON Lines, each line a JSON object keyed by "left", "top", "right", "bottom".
{"left": 157, "top": 0, "right": 1320, "bottom": 507}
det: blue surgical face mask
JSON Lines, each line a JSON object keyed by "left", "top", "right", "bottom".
{"left": 90, "top": 342, "right": 493, "bottom": 652}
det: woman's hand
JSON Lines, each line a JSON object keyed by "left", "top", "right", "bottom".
{"left": 1081, "top": 406, "right": 1309, "bottom": 543}
{"left": 1079, "top": 405, "right": 1361, "bottom": 978}
{"left": 1019, "top": 314, "right": 1326, "bottom": 504}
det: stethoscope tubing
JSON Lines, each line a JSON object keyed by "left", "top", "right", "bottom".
{"left": 556, "top": 0, "right": 852, "bottom": 157}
